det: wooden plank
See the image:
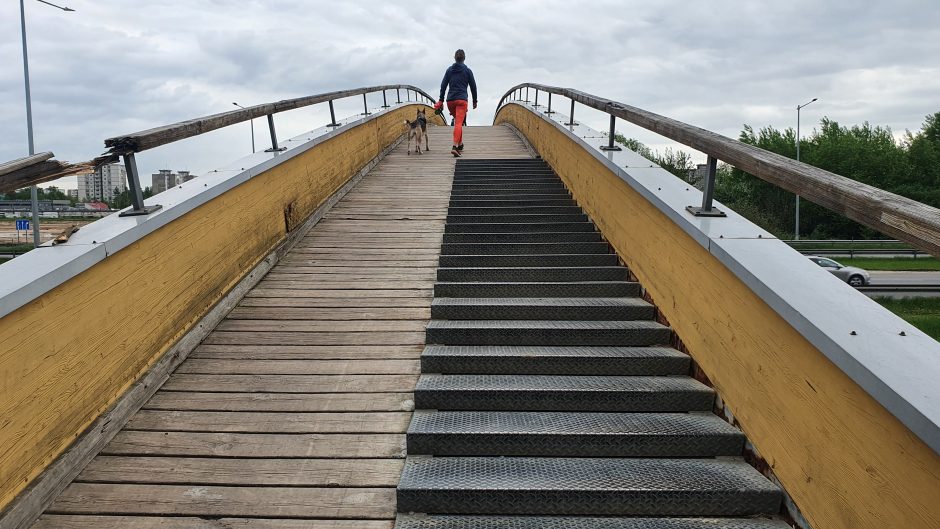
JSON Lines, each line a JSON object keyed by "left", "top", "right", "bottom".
{"left": 191, "top": 344, "right": 423, "bottom": 360}
{"left": 76, "top": 456, "right": 403, "bottom": 486}
{"left": 32, "top": 515, "right": 394, "bottom": 529}
{"left": 162, "top": 374, "right": 419, "bottom": 393}
{"left": 176, "top": 359, "right": 420, "bottom": 375}
{"left": 246, "top": 289, "right": 432, "bottom": 298}
{"left": 202, "top": 331, "right": 425, "bottom": 345}
{"left": 506, "top": 84, "right": 940, "bottom": 256}
{"left": 226, "top": 307, "right": 430, "bottom": 320}
{"left": 48, "top": 483, "right": 395, "bottom": 518}
{"left": 142, "top": 392, "right": 415, "bottom": 412}
{"left": 235, "top": 297, "right": 431, "bottom": 308}
{"left": 125, "top": 411, "right": 411, "bottom": 433}
{"left": 255, "top": 280, "right": 432, "bottom": 290}
{"left": 263, "top": 272, "right": 437, "bottom": 282}
{"left": 101, "top": 432, "right": 406, "bottom": 458}
{"left": 214, "top": 320, "right": 427, "bottom": 333}
{"left": 103, "top": 84, "right": 433, "bottom": 153}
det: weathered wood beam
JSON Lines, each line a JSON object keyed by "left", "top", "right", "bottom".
{"left": 104, "top": 84, "right": 436, "bottom": 155}
{"left": 0, "top": 153, "right": 95, "bottom": 195}
{"left": 500, "top": 83, "right": 940, "bottom": 257}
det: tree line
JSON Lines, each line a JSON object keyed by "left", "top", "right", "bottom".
{"left": 616, "top": 111, "right": 940, "bottom": 240}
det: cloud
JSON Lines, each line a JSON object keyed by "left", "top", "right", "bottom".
{"left": 2, "top": 0, "right": 939, "bottom": 186}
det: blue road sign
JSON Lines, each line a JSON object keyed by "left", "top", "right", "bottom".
{"left": 16, "top": 219, "right": 30, "bottom": 231}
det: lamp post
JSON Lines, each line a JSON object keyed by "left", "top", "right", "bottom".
{"left": 233, "top": 102, "right": 255, "bottom": 153}
{"left": 19, "top": 0, "right": 74, "bottom": 248}
{"left": 795, "top": 97, "right": 817, "bottom": 241}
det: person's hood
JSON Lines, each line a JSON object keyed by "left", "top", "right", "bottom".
{"left": 451, "top": 62, "right": 469, "bottom": 73}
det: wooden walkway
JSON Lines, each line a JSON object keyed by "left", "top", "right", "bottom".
{"left": 31, "top": 126, "right": 530, "bottom": 528}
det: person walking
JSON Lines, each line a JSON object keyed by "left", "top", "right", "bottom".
{"left": 438, "top": 49, "right": 478, "bottom": 157}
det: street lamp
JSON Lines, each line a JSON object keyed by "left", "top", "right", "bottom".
{"left": 233, "top": 102, "right": 256, "bottom": 153}
{"left": 795, "top": 97, "right": 818, "bottom": 241}
{"left": 19, "top": 0, "right": 74, "bottom": 248}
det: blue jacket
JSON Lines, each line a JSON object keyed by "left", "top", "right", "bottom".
{"left": 439, "top": 63, "right": 477, "bottom": 103}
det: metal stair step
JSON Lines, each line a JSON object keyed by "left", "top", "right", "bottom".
{"left": 394, "top": 514, "right": 790, "bottom": 529}
{"left": 430, "top": 296, "right": 650, "bottom": 320}
{"left": 444, "top": 222, "right": 596, "bottom": 234}
{"left": 396, "top": 457, "right": 781, "bottom": 516}
{"left": 437, "top": 267, "right": 624, "bottom": 282}
{"left": 450, "top": 187, "right": 569, "bottom": 196}
{"left": 449, "top": 198, "right": 577, "bottom": 207}
{"left": 441, "top": 242, "right": 610, "bottom": 255}
{"left": 449, "top": 206, "right": 584, "bottom": 216}
{"left": 442, "top": 233, "right": 603, "bottom": 244}
{"left": 453, "top": 177, "right": 561, "bottom": 184}
{"left": 426, "top": 319, "right": 671, "bottom": 346}
{"left": 406, "top": 410, "right": 745, "bottom": 457}
{"left": 439, "top": 254, "right": 619, "bottom": 268}
{"left": 451, "top": 182, "right": 567, "bottom": 191}
{"left": 447, "top": 213, "right": 589, "bottom": 224}
{"left": 421, "top": 345, "right": 688, "bottom": 375}
{"left": 414, "top": 374, "right": 713, "bottom": 411}
{"left": 434, "top": 282, "right": 639, "bottom": 298}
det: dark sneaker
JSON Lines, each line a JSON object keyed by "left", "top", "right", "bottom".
{"left": 451, "top": 145, "right": 461, "bottom": 157}
{"left": 457, "top": 144, "right": 464, "bottom": 151}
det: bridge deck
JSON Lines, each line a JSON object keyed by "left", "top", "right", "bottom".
{"left": 32, "top": 126, "right": 530, "bottom": 528}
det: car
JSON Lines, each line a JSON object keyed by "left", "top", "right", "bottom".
{"left": 807, "top": 255, "right": 870, "bottom": 287}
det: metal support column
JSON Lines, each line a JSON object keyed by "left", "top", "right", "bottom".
{"left": 396, "top": 88, "right": 401, "bottom": 104}
{"left": 327, "top": 100, "right": 340, "bottom": 127}
{"left": 533, "top": 90, "right": 540, "bottom": 108}
{"left": 362, "top": 93, "right": 370, "bottom": 115}
{"left": 686, "top": 155, "right": 726, "bottom": 217}
{"left": 544, "top": 92, "right": 554, "bottom": 114}
{"left": 264, "top": 114, "right": 286, "bottom": 152}
{"left": 600, "top": 114, "right": 622, "bottom": 151}
{"left": 381, "top": 90, "right": 389, "bottom": 108}
{"left": 119, "top": 152, "right": 162, "bottom": 217}
{"left": 564, "top": 99, "right": 578, "bottom": 127}
{"left": 525, "top": 87, "right": 530, "bottom": 103}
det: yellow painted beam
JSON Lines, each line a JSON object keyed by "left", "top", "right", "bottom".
{"left": 0, "top": 105, "right": 431, "bottom": 511}
{"left": 496, "top": 104, "right": 940, "bottom": 529}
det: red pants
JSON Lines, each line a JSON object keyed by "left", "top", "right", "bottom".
{"left": 447, "top": 99, "right": 468, "bottom": 146}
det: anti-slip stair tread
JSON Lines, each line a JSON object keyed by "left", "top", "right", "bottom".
{"left": 394, "top": 515, "right": 790, "bottom": 529}
{"left": 396, "top": 457, "right": 782, "bottom": 516}
{"left": 406, "top": 411, "right": 745, "bottom": 457}
{"left": 431, "top": 297, "right": 648, "bottom": 307}
{"left": 439, "top": 255, "right": 620, "bottom": 267}
{"left": 433, "top": 282, "right": 640, "bottom": 299}
{"left": 444, "top": 223, "right": 596, "bottom": 233}
{"left": 442, "top": 233, "right": 605, "bottom": 244}
{"left": 441, "top": 243, "right": 611, "bottom": 255}
{"left": 420, "top": 345, "right": 688, "bottom": 375}
{"left": 426, "top": 320, "right": 666, "bottom": 330}
{"left": 447, "top": 214, "right": 590, "bottom": 223}
{"left": 416, "top": 374, "right": 708, "bottom": 392}
{"left": 436, "top": 267, "right": 627, "bottom": 282}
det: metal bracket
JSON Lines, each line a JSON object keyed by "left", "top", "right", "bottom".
{"left": 326, "top": 100, "right": 341, "bottom": 128}
{"left": 600, "top": 115, "right": 622, "bottom": 151}
{"left": 119, "top": 152, "right": 162, "bottom": 217}
{"left": 687, "top": 155, "right": 726, "bottom": 217}
{"left": 265, "top": 114, "right": 287, "bottom": 151}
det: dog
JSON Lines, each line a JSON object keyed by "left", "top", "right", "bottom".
{"left": 405, "top": 109, "right": 429, "bottom": 155}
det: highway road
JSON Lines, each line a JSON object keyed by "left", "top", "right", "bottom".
{"left": 861, "top": 271, "right": 940, "bottom": 298}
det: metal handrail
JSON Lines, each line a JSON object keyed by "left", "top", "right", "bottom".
{"left": 496, "top": 83, "right": 940, "bottom": 257}
{"left": 98, "top": 84, "right": 435, "bottom": 216}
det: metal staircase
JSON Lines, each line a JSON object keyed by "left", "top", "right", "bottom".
{"left": 395, "top": 158, "right": 787, "bottom": 527}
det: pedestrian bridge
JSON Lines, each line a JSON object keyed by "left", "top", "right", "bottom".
{"left": 1, "top": 84, "right": 939, "bottom": 529}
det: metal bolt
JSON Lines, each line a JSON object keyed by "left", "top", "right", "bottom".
{"left": 850, "top": 331, "right": 857, "bottom": 335}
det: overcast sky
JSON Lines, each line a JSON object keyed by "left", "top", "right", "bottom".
{"left": 2, "top": 0, "right": 939, "bottom": 189}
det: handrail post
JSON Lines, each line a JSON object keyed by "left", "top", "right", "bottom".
{"left": 525, "top": 86, "right": 530, "bottom": 103}
{"left": 685, "top": 155, "right": 726, "bottom": 217}
{"left": 381, "top": 90, "right": 389, "bottom": 108}
{"left": 564, "top": 99, "right": 578, "bottom": 127}
{"left": 396, "top": 89, "right": 401, "bottom": 104}
{"left": 327, "top": 100, "right": 340, "bottom": 128}
{"left": 544, "top": 92, "right": 554, "bottom": 115}
{"left": 118, "top": 152, "right": 162, "bottom": 217}
{"left": 407, "top": 90, "right": 411, "bottom": 102}
{"left": 264, "top": 114, "right": 286, "bottom": 152}
{"left": 599, "top": 115, "right": 622, "bottom": 151}
{"left": 362, "top": 93, "right": 370, "bottom": 115}
{"left": 533, "top": 89, "right": 540, "bottom": 108}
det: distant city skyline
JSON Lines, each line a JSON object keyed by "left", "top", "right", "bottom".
{"left": 3, "top": 0, "right": 939, "bottom": 189}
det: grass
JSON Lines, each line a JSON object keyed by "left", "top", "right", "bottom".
{"left": 0, "top": 244, "right": 33, "bottom": 256}
{"left": 837, "top": 256, "right": 940, "bottom": 271}
{"left": 874, "top": 297, "right": 940, "bottom": 342}
{"left": 787, "top": 241, "right": 912, "bottom": 250}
